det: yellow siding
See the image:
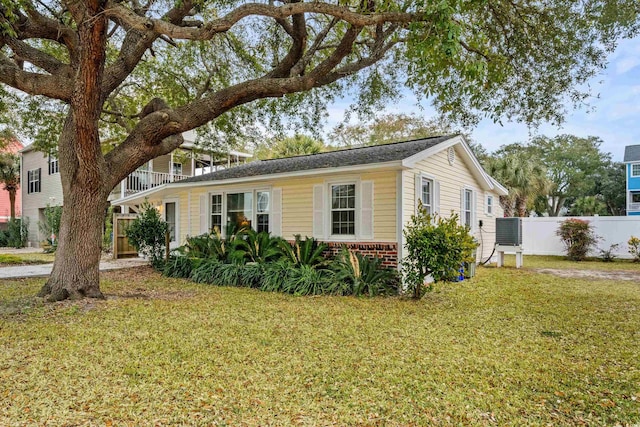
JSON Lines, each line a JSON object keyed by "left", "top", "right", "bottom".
{"left": 146, "top": 169, "right": 398, "bottom": 243}
{"left": 403, "top": 146, "right": 504, "bottom": 261}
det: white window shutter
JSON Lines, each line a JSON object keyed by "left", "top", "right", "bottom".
{"left": 460, "top": 188, "right": 466, "bottom": 226}
{"left": 434, "top": 181, "right": 440, "bottom": 215}
{"left": 360, "top": 181, "right": 374, "bottom": 239}
{"left": 270, "top": 188, "right": 282, "bottom": 237}
{"left": 414, "top": 174, "right": 422, "bottom": 213}
{"left": 199, "top": 194, "right": 208, "bottom": 234}
{"left": 312, "top": 184, "right": 325, "bottom": 238}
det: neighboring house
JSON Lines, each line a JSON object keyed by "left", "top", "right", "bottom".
{"left": 624, "top": 145, "right": 640, "bottom": 216}
{"left": 114, "top": 135, "right": 508, "bottom": 267}
{"left": 19, "top": 131, "right": 251, "bottom": 247}
{"left": 0, "top": 138, "right": 24, "bottom": 226}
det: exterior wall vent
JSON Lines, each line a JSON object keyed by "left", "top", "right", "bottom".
{"left": 495, "top": 217, "right": 522, "bottom": 246}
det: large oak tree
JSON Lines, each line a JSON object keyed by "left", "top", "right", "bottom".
{"left": 0, "top": 0, "right": 637, "bottom": 300}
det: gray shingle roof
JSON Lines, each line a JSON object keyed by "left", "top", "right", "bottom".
{"left": 181, "top": 135, "right": 455, "bottom": 183}
{"left": 624, "top": 145, "right": 640, "bottom": 162}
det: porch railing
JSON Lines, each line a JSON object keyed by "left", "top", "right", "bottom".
{"left": 123, "top": 170, "right": 190, "bottom": 195}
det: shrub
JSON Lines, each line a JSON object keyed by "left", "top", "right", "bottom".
{"left": 1, "top": 218, "right": 28, "bottom": 248}
{"left": 402, "top": 207, "right": 477, "bottom": 299}
{"left": 279, "top": 235, "right": 327, "bottom": 267}
{"left": 230, "top": 229, "right": 284, "bottom": 264}
{"left": 261, "top": 260, "right": 293, "bottom": 293}
{"left": 163, "top": 255, "right": 194, "bottom": 278}
{"left": 102, "top": 205, "right": 114, "bottom": 252}
{"left": 183, "top": 230, "right": 230, "bottom": 261}
{"left": 556, "top": 218, "right": 598, "bottom": 261}
{"left": 191, "top": 259, "right": 224, "bottom": 284}
{"left": 216, "top": 262, "right": 244, "bottom": 287}
{"left": 126, "top": 202, "right": 168, "bottom": 266}
{"left": 628, "top": 236, "right": 640, "bottom": 262}
{"left": 331, "top": 246, "right": 398, "bottom": 296}
{"left": 282, "top": 265, "right": 334, "bottom": 296}
{"left": 38, "top": 204, "right": 62, "bottom": 252}
{"left": 598, "top": 243, "right": 619, "bottom": 263}
{"left": 239, "top": 263, "right": 265, "bottom": 288}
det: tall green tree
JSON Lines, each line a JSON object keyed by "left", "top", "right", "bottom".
{"left": 254, "top": 134, "right": 326, "bottom": 160}
{"left": 529, "top": 135, "right": 611, "bottom": 216}
{"left": 329, "top": 113, "right": 462, "bottom": 147}
{"left": 0, "top": 1, "right": 636, "bottom": 300}
{"left": 594, "top": 161, "right": 626, "bottom": 216}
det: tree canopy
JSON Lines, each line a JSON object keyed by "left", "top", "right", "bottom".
{"left": 254, "top": 134, "right": 326, "bottom": 159}
{"left": 0, "top": 0, "right": 637, "bottom": 300}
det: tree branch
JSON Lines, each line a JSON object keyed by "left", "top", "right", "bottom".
{"left": 104, "top": 1, "right": 425, "bottom": 40}
{"left": 4, "top": 38, "right": 73, "bottom": 76}
{"left": 0, "top": 55, "right": 72, "bottom": 100}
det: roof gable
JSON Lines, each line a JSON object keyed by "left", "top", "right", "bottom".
{"left": 624, "top": 145, "right": 640, "bottom": 162}
{"left": 179, "top": 135, "right": 455, "bottom": 184}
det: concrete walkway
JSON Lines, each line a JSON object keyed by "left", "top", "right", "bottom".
{"left": 0, "top": 257, "right": 148, "bottom": 279}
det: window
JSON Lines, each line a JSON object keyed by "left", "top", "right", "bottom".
{"left": 172, "top": 162, "right": 183, "bottom": 176}
{"left": 256, "top": 191, "right": 270, "bottom": 233}
{"left": 421, "top": 177, "right": 433, "bottom": 215}
{"left": 632, "top": 192, "right": 640, "bottom": 203}
{"left": 48, "top": 156, "right": 59, "bottom": 175}
{"left": 210, "top": 194, "right": 222, "bottom": 233}
{"left": 486, "top": 195, "right": 494, "bottom": 215}
{"left": 632, "top": 164, "right": 640, "bottom": 177}
{"left": 463, "top": 188, "right": 473, "bottom": 228}
{"left": 165, "top": 202, "right": 176, "bottom": 242}
{"left": 331, "top": 184, "right": 355, "bottom": 235}
{"left": 27, "top": 168, "right": 41, "bottom": 194}
{"left": 227, "top": 192, "right": 253, "bottom": 234}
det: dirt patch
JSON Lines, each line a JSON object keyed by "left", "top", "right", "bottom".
{"left": 535, "top": 268, "right": 640, "bottom": 282}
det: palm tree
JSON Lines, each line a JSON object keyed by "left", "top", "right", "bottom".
{"left": 0, "top": 153, "right": 20, "bottom": 220}
{"left": 487, "top": 153, "right": 549, "bottom": 217}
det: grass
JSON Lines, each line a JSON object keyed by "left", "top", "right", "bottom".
{"left": 500, "top": 254, "right": 640, "bottom": 271}
{"left": 0, "top": 265, "right": 639, "bottom": 426}
{"left": 0, "top": 252, "right": 55, "bottom": 266}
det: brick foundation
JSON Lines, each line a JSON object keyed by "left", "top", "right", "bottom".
{"left": 322, "top": 241, "right": 398, "bottom": 269}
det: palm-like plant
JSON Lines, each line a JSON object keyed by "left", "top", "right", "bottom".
{"left": 486, "top": 153, "right": 549, "bottom": 217}
{"left": 230, "top": 229, "right": 284, "bottom": 264}
{"left": 278, "top": 235, "right": 328, "bottom": 267}
{"left": 0, "top": 153, "right": 20, "bottom": 220}
{"left": 332, "top": 246, "right": 398, "bottom": 296}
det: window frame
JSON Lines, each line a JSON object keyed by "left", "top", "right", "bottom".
{"left": 462, "top": 187, "right": 474, "bottom": 229}
{"left": 208, "top": 188, "right": 271, "bottom": 236}
{"left": 486, "top": 193, "right": 494, "bottom": 216}
{"left": 329, "top": 182, "right": 357, "bottom": 239}
{"left": 420, "top": 176, "right": 434, "bottom": 215}
{"left": 163, "top": 199, "right": 179, "bottom": 243}
{"left": 172, "top": 162, "right": 183, "bottom": 176}
{"left": 27, "top": 168, "right": 41, "bottom": 194}
{"left": 631, "top": 191, "right": 640, "bottom": 204}
{"left": 210, "top": 193, "right": 223, "bottom": 234}
{"left": 632, "top": 163, "right": 640, "bottom": 177}
{"left": 48, "top": 155, "right": 59, "bottom": 175}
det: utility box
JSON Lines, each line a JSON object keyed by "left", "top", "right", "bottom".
{"left": 496, "top": 217, "right": 523, "bottom": 246}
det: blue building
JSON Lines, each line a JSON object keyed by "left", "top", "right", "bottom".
{"left": 624, "top": 145, "right": 640, "bottom": 216}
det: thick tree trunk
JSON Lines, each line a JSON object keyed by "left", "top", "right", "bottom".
{"left": 38, "top": 186, "right": 109, "bottom": 301}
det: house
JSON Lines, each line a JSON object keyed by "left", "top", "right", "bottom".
{"left": 624, "top": 145, "right": 640, "bottom": 216}
{"left": 114, "top": 135, "right": 508, "bottom": 266}
{"left": 0, "top": 137, "right": 23, "bottom": 226}
{"left": 19, "top": 131, "right": 251, "bottom": 247}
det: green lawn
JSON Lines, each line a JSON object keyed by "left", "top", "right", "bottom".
{"left": 500, "top": 254, "right": 640, "bottom": 271}
{"left": 0, "top": 252, "right": 55, "bottom": 266}
{"left": 0, "top": 263, "right": 638, "bottom": 426}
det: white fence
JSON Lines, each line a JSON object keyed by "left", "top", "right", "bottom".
{"left": 522, "top": 216, "right": 640, "bottom": 258}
